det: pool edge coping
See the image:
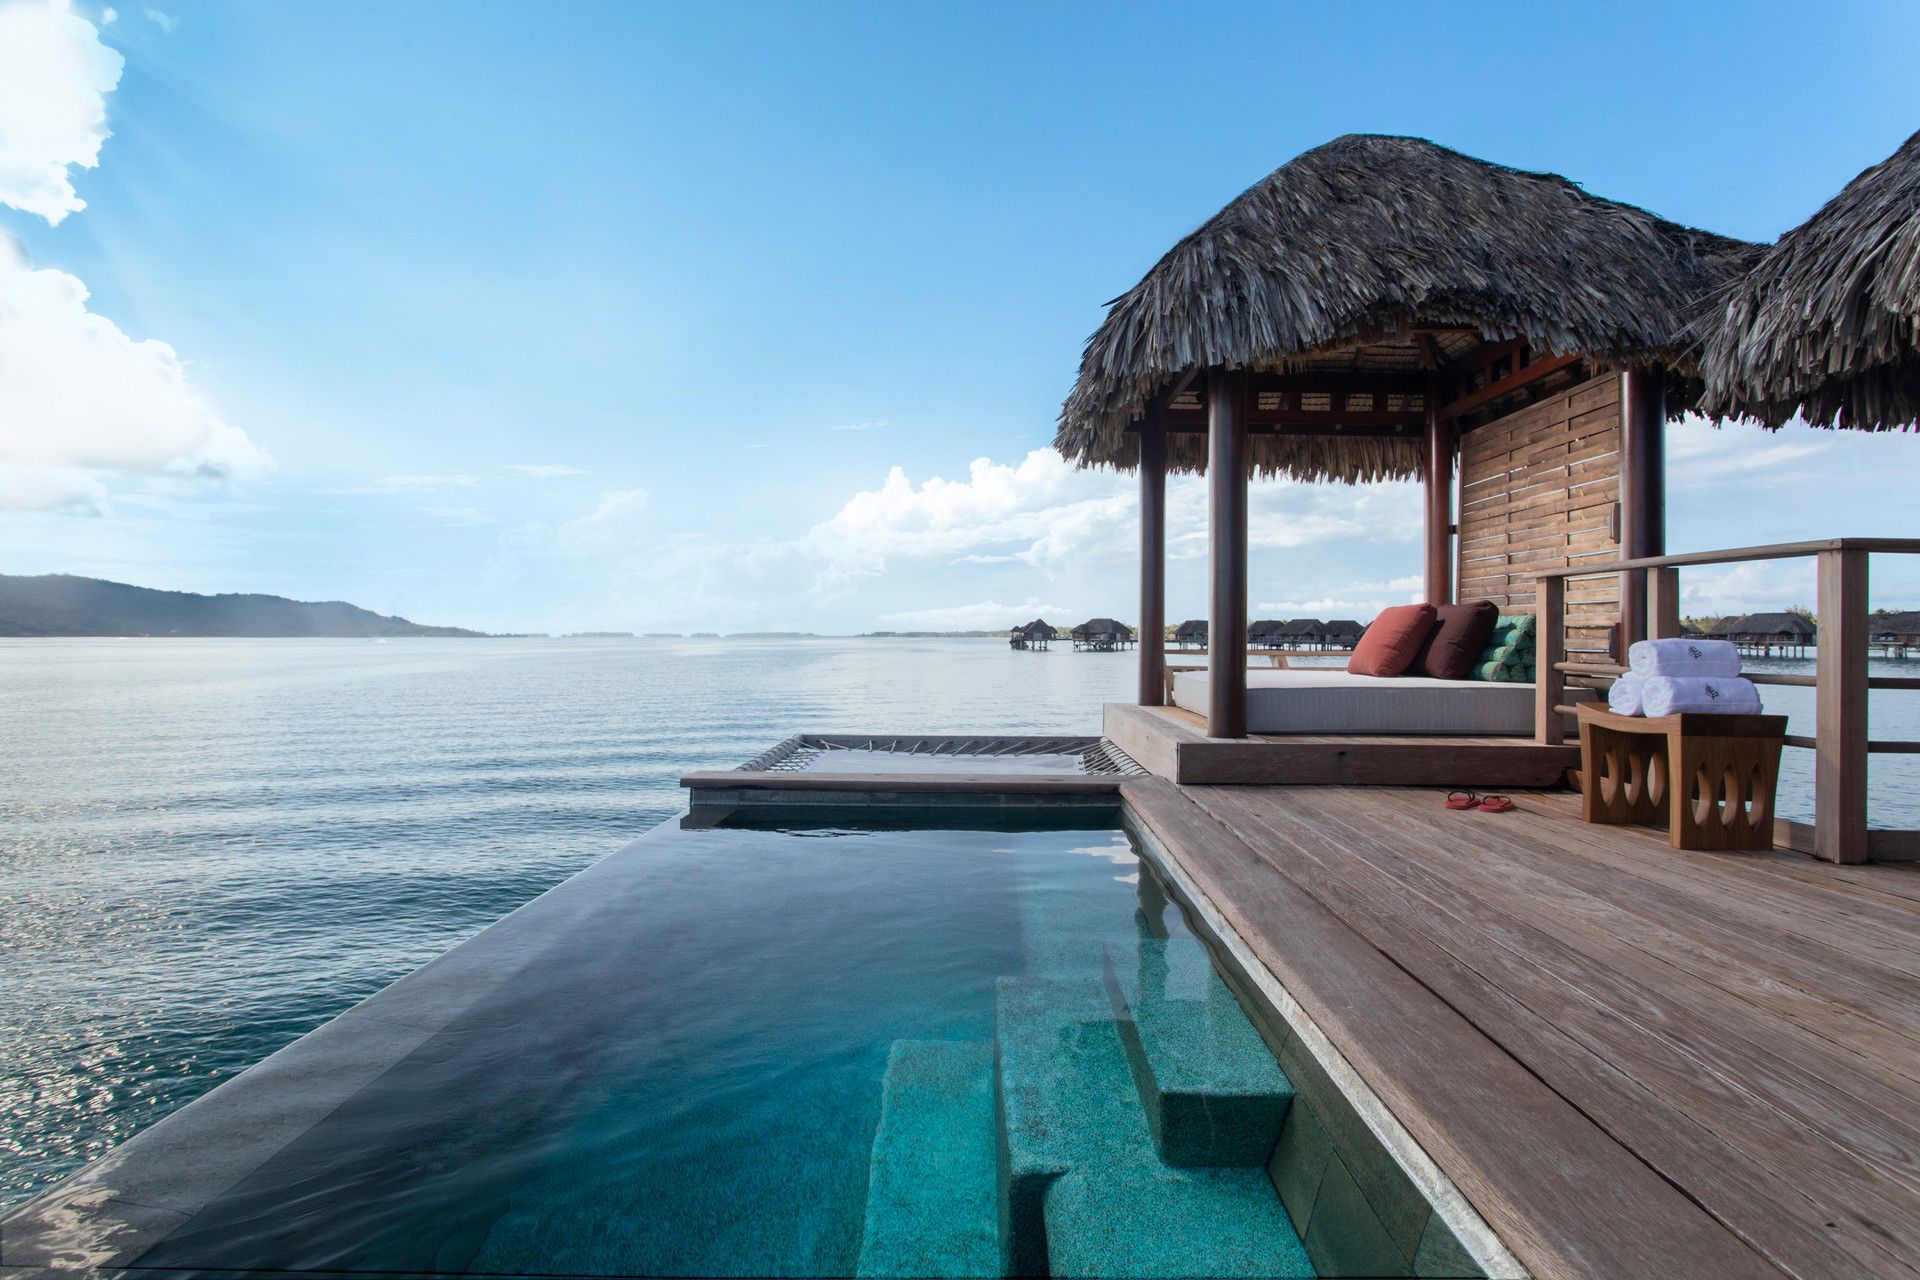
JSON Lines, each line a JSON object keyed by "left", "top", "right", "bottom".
{"left": 1122, "top": 804, "right": 1531, "bottom": 1280}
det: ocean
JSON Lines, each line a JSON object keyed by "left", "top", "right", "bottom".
{"left": 2, "top": 636, "right": 1915, "bottom": 1210}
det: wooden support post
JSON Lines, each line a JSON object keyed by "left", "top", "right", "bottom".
{"left": 1815, "top": 548, "right": 1870, "bottom": 863}
{"left": 1138, "top": 420, "right": 1167, "bottom": 706}
{"left": 1536, "top": 574, "right": 1567, "bottom": 745}
{"left": 1648, "top": 567, "right": 1681, "bottom": 640}
{"left": 1207, "top": 369, "right": 1248, "bottom": 739}
{"left": 1617, "top": 370, "right": 1666, "bottom": 655}
{"left": 1423, "top": 396, "right": 1453, "bottom": 605}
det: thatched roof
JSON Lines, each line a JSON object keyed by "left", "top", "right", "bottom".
{"left": 1058, "top": 134, "right": 1757, "bottom": 480}
{"left": 1871, "top": 610, "right": 1920, "bottom": 637}
{"left": 1324, "top": 618, "right": 1364, "bottom": 640}
{"left": 1173, "top": 619, "right": 1208, "bottom": 639}
{"left": 1725, "top": 611, "right": 1816, "bottom": 639}
{"left": 1277, "top": 618, "right": 1324, "bottom": 637}
{"left": 1248, "top": 619, "right": 1291, "bottom": 643}
{"left": 1012, "top": 618, "right": 1054, "bottom": 636}
{"left": 1073, "top": 617, "right": 1129, "bottom": 637}
{"left": 1699, "top": 131, "right": 1920, "bottom": 430}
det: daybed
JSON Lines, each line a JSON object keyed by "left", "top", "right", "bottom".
{"left": 1170, "top": 668, "right": 1538, "bottom": 736}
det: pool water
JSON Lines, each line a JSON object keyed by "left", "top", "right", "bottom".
{"left": 120, "top": 813, "right": 1315, "bottom": 1277}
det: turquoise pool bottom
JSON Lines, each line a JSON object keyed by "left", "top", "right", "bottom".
{"left": 132, "top": 815, "right": 1313, "bottom": 1277}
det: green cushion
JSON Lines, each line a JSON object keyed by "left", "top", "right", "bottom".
{"left": 1489, "top": 614, "right": 1536, "bottom": 643}
{"left": 1470, "top": 614, "right": 1538, "bottom": 680}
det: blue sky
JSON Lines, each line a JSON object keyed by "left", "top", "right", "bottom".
{"left": 2, "top": 0, "right": 1918, "bottom": 633}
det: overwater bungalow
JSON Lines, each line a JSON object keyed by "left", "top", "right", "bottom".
{"left": 1871, "top": 609, "right": 1920, "bottom": 657}
{"left": 1246, "top": 618, "right": 1291, "bottom": 648}
{"left": 1009, "top": 618, "right": 1054, "bottom": 650}
{"left": 17, "top": 132, "right": 1920, "bottom": 1280}
{"left": 1322, "top": 618, "right": 1364, "bottom": 649}
{"left": 1274, "top": 618, "right": 1324, "bottom": 649}
{"left": 1070, "top": 618, "right": 1133, "bottom": 651}
{"left": 1722, "top": 610, "right": 1817, "bottom": 656}
{"left": 1171, "top": 618, "right": 1208, "bottom": 649}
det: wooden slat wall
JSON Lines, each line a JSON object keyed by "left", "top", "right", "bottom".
{"left": 1459, "top": 376, "right": 1621, "bottom": 658}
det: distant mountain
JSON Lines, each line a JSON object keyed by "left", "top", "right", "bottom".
{"left": 0, "top": 574, "right": 488, "bottom": 638}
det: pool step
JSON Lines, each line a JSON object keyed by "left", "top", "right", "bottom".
{"left": 1045, "top": 1161, "right": 1313, "bottom": 1279}
{"left": 1104, "top": 938, "right": 1295, "bottom": 1167}
{"left": 857, "top": 1039, "right": 1000, "bottom": 1279}
{"left": 994, "top": 975, "right": 1313, "bottom": 1278}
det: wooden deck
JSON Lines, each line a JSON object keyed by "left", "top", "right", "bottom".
{"left": 1106, "top": 701, "right": 1580, "bottom": 786}
{"left": 1124, "top": 776, "right": 1920, "bottom": 1279}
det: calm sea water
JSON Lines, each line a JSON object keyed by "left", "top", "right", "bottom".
{"left": 3, "top": 637, "right": 1916, "bottom": 1210}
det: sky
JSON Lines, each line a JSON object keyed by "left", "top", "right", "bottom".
{"left": 1, "top": 0, "right": 1917, "bottom": 635}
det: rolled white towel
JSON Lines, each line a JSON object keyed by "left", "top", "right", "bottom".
{"left": 1628, "top": 637, "right": 1741, "bottom": 678}
{"left": 1608, "top": 672, "right": 1645, "bottom": 715}
{"left": 1639, "top": 675, "right": 1763, "bottom": 717}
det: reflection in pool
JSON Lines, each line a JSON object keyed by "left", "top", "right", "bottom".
{"left": 126, "top": 813, "right": 1311, "bottom": 1277}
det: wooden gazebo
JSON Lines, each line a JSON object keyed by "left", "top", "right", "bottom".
{"left": 1058, "top": 134, "right": 1758, "bottom": 736}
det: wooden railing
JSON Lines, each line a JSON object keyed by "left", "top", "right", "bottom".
{"left": 1534, "top": 538, "right": 1920, "bottom": 864}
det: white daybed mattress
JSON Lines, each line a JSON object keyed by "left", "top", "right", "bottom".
{"left": 1170, "top": 668, "right": 1537, "bottom": 735}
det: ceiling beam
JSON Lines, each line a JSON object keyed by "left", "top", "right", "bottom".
{"left": 1155, "top": 417, "right": 1422, "bottom": 437}
{"left": 1437, "top": 353, "right": 1583, "bottom": 420}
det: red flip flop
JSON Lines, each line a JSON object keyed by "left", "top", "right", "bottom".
{"left": 1478, "top": 795, "right": 1516, "bottom": 814}
{"left": 1444, "top": 790, "right": 1481, "bottom": 810}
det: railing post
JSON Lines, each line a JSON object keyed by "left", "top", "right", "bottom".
{"left": 1815, "top": 548, "right": 1870, "bottom": 863}
{"left": 1536, "top": 574, "right": 1567, "bottom": 745}
{"left": 1648, "top": 567, "right": 1681, "bottom": 640}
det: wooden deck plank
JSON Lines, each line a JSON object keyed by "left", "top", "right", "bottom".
{"left": 1162, "top": 782, "right": 1920, "bottom": 1280}
{"left": 1194, "top": 787, "right": 1906, "bottom": 1280}
{"left": 1494, "top": 796, "right": 1920, "bottom": 981}
{"left": 1120, "top": 777, "right": 1773, "bottom": 1280}
{"left": 1324, "top": 791, "right": 1920, "bottom": 1075}
{"left": 1209, "top": 787, "right": 1920, "bottom": 1278}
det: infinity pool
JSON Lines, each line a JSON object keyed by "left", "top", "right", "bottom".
{"left": 14, "top": 811, "right": 1317, "bottom": 1277}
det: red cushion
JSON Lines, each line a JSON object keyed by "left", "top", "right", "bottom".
{"left": 1347, "top": 604, "right": 1439, "bottom": 677}
{"left": 1415, "top": 600, "right": 1500, "bottom": 679}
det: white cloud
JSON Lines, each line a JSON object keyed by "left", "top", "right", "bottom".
{"left": 830, "top": 419, "right": 888, "bottom": 432}
{"left": 1667, "top": 414, "right": 1829, "bottom": 487}
{"left": 879, "top": 599, "right": 1075, "bottom": 629}
{"left": 503, "top": 486, "right": 652, "bottom": 555}
{"left": 0, "top": 241, "right": 269, "bottom": 512}
{"left": 502, "top": 463, "right": 589, "bottom": 479}
{"left": 0, "top": 0, "right": 124, "bottom": 225}
{"left": 802, "top": 449, "right": 1135, "bottom": 590}
{"left": 1679, "top": 560, "right": 1817, "bottom": 618}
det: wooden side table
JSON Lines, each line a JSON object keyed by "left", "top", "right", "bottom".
{"left": 1576, "top": 704, "right": 1789, "bottom": 851}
